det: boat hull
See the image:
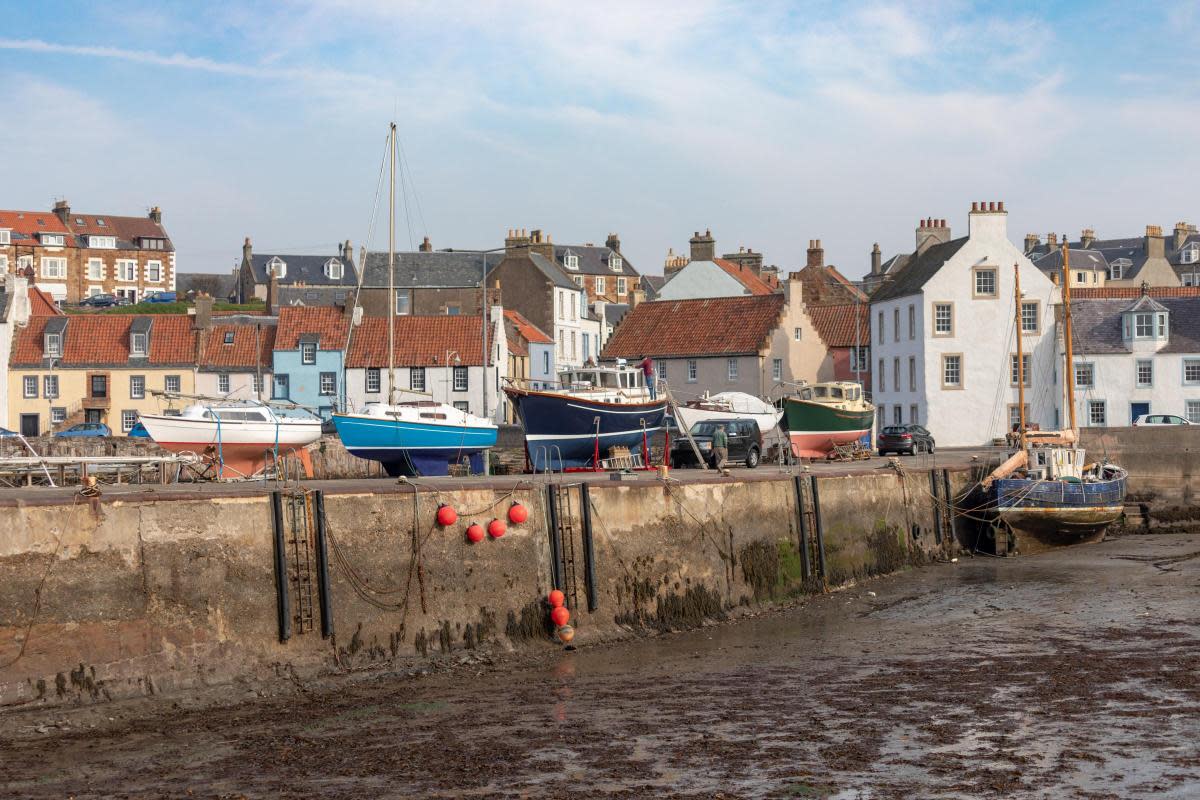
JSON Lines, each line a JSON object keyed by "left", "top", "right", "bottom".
{"left": 506, "top": 389, "right": 667, "bottom": 470}
{"left": 994, "top": 473, "right": 1127, "bottom": 553}
{"left": 139, "top": 414, "right": 323, "bottom": 478}
{"left": 330, "top": 413, "right": 497, "bottom": 477}
{"left": 781, "top": 398, "right": 874, "bottom": 458}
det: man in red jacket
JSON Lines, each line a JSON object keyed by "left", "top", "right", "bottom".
{"left": 639, "top": 355, "right": 656, "bottom": 400}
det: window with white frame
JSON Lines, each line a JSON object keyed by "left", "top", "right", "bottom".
{"left": 410, "top": 367, "right": 426, "bottom": 392}
{"left": 130, "top": 375, "right": 145, "bottom": 399}
{"left": 116, "top": 260, "right": 137, "bottom": 282}
{"left": 1182, "top": 244, "right": 1200, "bottom": 265}
{"left": 146, "top": 261, "right": 162, "bottom": 282}
{"left": 453, "top": 366, "right": 468, "bottom": 392}
{"left": 794, "top": 327, "right": 802, "bottom": 341}
{"left": 87, "top": 259, "right": 105, "bottom": 280}
{"left": 131, "top": 333, "right": 147, "bottom": 357}
{"left": 1136, "top": 360, "right": 1153, "bottom": 387}
{"left": 51, "top": 407, "right": 66, "bottom": 424}
{"left": 1185, "top": 360, "right": 1200, "bottom": 384}
{"left": 268, "top": 257, "right": 286, "bottom": 279}
{"left": 1021, "top": 301, "right": 1040, "bottom": 334}
{"left": 217, "top": 374, "right": 230, "bottom": 394}
{"left": 45, "top": 332, "right": 61, "bottom": 357}
{"left": 22, "top": 376, "right": 37, "bottom": 398}
{"left": 43, "top": 375, "right": 58, "bottom": 398}
{"left": 727, "top": 358, "right": 739, "bottom": 380}
{"left": 1188, "top": 400, "right": 1200, "bottom": 424}
{"left": 41, "top": 233, "right": 64, "bottom": 246}
{"left": 595, "top": 276, "right": 606, "bottom": 294}
{"left": 0, "top": 229, "right": 9, "bottom": 245}
{"left": 573, "top": 275, "right": 583, "bottom": 287}
{"left": 942, "top": 354, "right": 962, "bottom": 388}
{"left": 851, "top": 346, "right": 868, "bottom": 373}
{"left": 1110, "top": 258, "right": 1130, "bottom": 280}
{"left": 453, "top": 401, "right": 470, "bottom": 413}
{"left": 253, "top": 374, "right": 263, "bottom": 394}
{"left": 617, "top": 277, "right": 627, "bottom": 296}
{"left": 1089, "top": 400, "right": 1107, "bottom": 426}
{"left": 687, "top": 360, "right": 697, "bottom": 382}
{"left": 1010, "top": 354, "right": 1032, "bottom": 387}
{"left": 366, "top": 368, "right": 381, "bottom": 393}
{"left": 165, "top": 375, "right": 181, "bottom": 393}
{"left": 17, "top": 255, "right": 32, "bottom": 270}
{"left": 772, "top": 358, "right": 782, "bottom": 382}
{"left": 1134, "top": 313, "right": 1154, "bottom": 338}
{"left": 609, "top": 254, "right": 622, "bottom": 272}
{"left": 41, "top": 257, "right": 66, "bottom": 279}
{"left": 933, "top": 303, "right": 952, "bottom": 335}
{"left": 301, "top": 342, "right": 317, "bottom": 364}
{"left": 563, "top": 253, "right": 579, "bottom": 270}
{"left": 89, "top": 235, "right": 116, "bottom": 249}
{"left": 973, "top": 268, "right": 997, "bottom": 297}
{"left": 319, "top": 372, "right": 336, "bottom": 396}
{"left": 395, "top": 290, "right": 411, "bottom": 315}
{"left": 122, "top": 410, "right": 138, "bottom": 433}
{"left": 1008, "top": 404, "right": 1031, "bottom": 427}
{"left": 1075, "top": 363, "right": 1095, "bottom": 388}
{"left": 324, "top": 259, "right": 343, "bottom": 280}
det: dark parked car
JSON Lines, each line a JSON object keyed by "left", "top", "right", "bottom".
{"left": 671, "top": 418, "right": 763, "bottom": 468}
{"left": 55, "top": 422, "right": 112, "bottom": 438}
{"left": 878, "top": 424, "right": 935, "bottom": 456}
{"left": 145, "top": 291, "right": 177, "bottom": 303}
{"left": 79, "top": 293, "right": 118, "bottom": 308}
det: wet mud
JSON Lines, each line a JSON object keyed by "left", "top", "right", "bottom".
{"left": 3, "top": 533, "right": 1200, "bottom": 798}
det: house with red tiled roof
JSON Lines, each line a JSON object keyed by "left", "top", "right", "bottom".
{"left": 602, "top": 272, "right": 829, "bottom": 400}
{"left": 795, "top": 240, "right": 868, "bottom": 306}
{"left": 272, "top": 306, "right": 352, "bottom": 418}
{"left": 342, "top": 307, "right": 508, "bottom": 420}
{"left": 502, "top": 309, "right": 556, "bottom": 421}
{"left": 196, "top": 303, "right": 277, "bottom": 401}
{"left": 0, "top": 200, "right": 174, "bottom": 305}
{"left": 807, "top": 304, "right": 872, "bottom": 392}
{"left": 8, "top": 308, "right": 199, "bottom": 436}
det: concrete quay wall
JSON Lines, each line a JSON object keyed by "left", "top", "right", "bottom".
{"left": 0, "top": 468, "right": 966, "bottom": 711}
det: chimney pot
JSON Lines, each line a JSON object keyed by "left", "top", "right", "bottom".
{"left": 971, "top": 202, "right": 978, "bottom": 212}
{"left": 998, "top": 201, "right": 1005, "bottom": 212}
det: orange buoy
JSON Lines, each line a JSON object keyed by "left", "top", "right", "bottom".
{"left": 487, "top": 518, "right": 507, "bottom": 539}
{"left": 547, "top": 589, "right": 565, "bottom": 608}
{"left": 557, "top": 624, "right": 575, "bottom": 644}
{"left": 550, "top": 605, "right": 570, "bottom": 627}
{"left": 465, "top": 523, "right": 485, "bottom": 544}
{"left": 436, "top": 504, "right": 458, "bottom": 527}
{"left": 507, "top": 501, "right": 529, "bottom": 524}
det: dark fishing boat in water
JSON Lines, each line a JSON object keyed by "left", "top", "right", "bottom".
{"left": 974, "top": 252, "right": 1127, "bottom": 553}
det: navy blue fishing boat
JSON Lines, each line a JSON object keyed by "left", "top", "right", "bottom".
{"left": 504, "top": 361, "right": 668, "bottom": 471}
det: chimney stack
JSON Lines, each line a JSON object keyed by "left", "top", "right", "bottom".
{"left": 664, "top": 247, "right": 689, "bottom": 277}
{"left": 528, "top": 229, "right": 554, "bottom": 260}
{"left": 806, "top": 239, "right": 824, "bottom": 268}
{"left": 1174, "top": 221, "right": 1193, "bottom": 251}
{"left": 342, "top": 239, "right": 353, "bottom": 261}
{"left": 193, "top": 294, "right": 214, "bottom": 331}
{"left": 419, "top": 236, "right": 432, "bottom": 253}
{"left": 1146, "top": 225, "right": 1165, "bottom": 259}
{"left": 1080, "top": 229, "right": 1096, "bottom": 249}
{"left": 149, "top": 206, "right": 162, "bottom": 224}
{"left": 722, "top": 246, "right": 764, "bottom": 275}
{"left": 243, "top": 236, "right": 253, "bottom": 264}
{"left": 505, "top": 227, "right": 532, "bottom": 256}
{"left": 688, "top": 229, "right": 716, "bottom": 262}
{"left": 53, "top": 199, "right": 70, "bottom": 225}
{"left": 1024, "top": 233, "right": 1039, "bottom": 253}
{"left": 870, "top": 243, "right": 882, "bottom": 275}
{"left": 1046, "top": 232, "right": 1058, "bottom": 247}
{"left": 916, "top": 217, "right": 951, "bottom": 254}
{"left": 605, "top": 232, "right": 621, "bottom": 253}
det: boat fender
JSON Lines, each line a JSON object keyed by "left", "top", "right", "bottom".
{"left": 507, "top": 501, "right": 529, "bottom": 524}
{"left": 465, "top": 523, "right": 485, "bottom": 544}
{"left": 436, "top": 503, "right": 458, "bottom": 527}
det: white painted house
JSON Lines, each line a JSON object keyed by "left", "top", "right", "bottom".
{"left": 870, "top": 202, "right": 1059, "bottom": 446}
{"left": 1063, "top": 290, "right": 1200, "bottom": 427}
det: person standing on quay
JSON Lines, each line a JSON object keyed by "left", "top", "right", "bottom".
{"left": 712, "top": 423, "right": 728, "bottom": 470}
{"left": 639, "top": 355, "right": 656, "bottom": 400}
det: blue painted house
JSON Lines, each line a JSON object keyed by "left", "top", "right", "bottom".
{"left": 273, "top": 306, "right": 350, "bottom": 418}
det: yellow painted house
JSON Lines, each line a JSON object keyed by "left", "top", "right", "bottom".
{"left": 10, "top": 313, "right": 198, "bottom": 436}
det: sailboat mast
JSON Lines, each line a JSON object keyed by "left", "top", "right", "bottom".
{"left": 1062, "top": 243, "right": 1077, "bottom": 433}
{"left": 387, "top": 122, "right": 397, "bottom": 405}
{"left": 1014, "top": 262, "right": 1026, "bottom": 449}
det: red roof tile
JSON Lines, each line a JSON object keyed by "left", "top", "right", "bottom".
{"left": 797, "top": 264, "right": 868, "bottom": 306}
{"left": 28, "top": 287, "right": 63, "bottom": 316}
{"left": 346, "top": 315, "right": 487, "bottom": 368}
{"left": 713, "top": 258, "right": 778, "bottom": 295}
{"left": 11, "top": 314, "right": 196, "bottom": 367}
{"left": 1071, "top": 286, "right": 1200, "bottom": 299}
{"left": 808, "top": 303, "right": 871, "bottom": 348}
{"left": 503, "top": 309, "right": 553, "bottom": 344}
{"left": 275, "top": 306, "right": 351, "bottom": 350}
{"left": 602, "top": 295, "right": 785, "bottom": 359}
{"left": 68, "top": 213, "right": 171, "bottom": 245}
{"left": 0, "top": 209, "right": 70, "bottom": 237}
{"left": 201, "top": 322, "right": 276, "bottom": 369}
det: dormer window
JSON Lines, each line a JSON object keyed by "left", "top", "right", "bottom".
{"left": 45, "top": 332, "right": 62, "bottom": 357}
{"left": 267, "top": 256, "right": 287, "bottom": 279}
{"left": 0, "top": 229, "right": 9, "bottom": 245}
{"left": 1110, "top": 258, "right": 1131, "bottom": 280}
{"left": 141, "top": 237, "right": 165, "bottom": 250}
{"left": 88, "top": 235, "right": 116, "bottom": 249}
{"left": 324, "top": 258, "right": 344, "bottom": 280}
{"left": 131, "top": 332, "right": 147, "bottom": 357}
{"left": 563, "top": 252, "right": 579, "bottom": 271}
{"left": 1182, "top": 244, "right": 1200, "bottom": 265}
{"left": 609, "top": 254, "right": 623, "bottom": 272}
{"left": 40, "top": 233, "right": 64, "bottom": 247}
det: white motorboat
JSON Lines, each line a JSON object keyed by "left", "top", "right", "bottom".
{"left": 674, "top": 391, "right": 782, "bottom": 434}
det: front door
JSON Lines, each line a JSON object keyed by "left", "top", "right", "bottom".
{"left": 85, "top": 409, "right": 103, "bottom": 424}
{"left": 1131, "top": 402, "right": 1150, "bottom": 424}
{"left": 19, "top": 414, "right": 39, "bottom": 437}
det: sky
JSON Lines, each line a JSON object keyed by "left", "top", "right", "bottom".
{"left": 1, "top": 1, "right": 1198, "bottom": 280}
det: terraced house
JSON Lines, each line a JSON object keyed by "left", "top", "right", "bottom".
{"left": 9, "top": 313, "right": 197, "bottom": 437}
{"left": 0, "top": 200, "right": 174, "bottom": 304}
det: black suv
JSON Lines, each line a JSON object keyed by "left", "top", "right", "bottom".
{"left": 671, "top": 418, "right": 763, "bottom": 469}
{"left": 878, "top": 424, "right": 935, "bottom": 456}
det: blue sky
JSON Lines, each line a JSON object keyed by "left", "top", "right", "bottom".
{"left": 1, "top": 1, "right": 1197, "bottom": 280}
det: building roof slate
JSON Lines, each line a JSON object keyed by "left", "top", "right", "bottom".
{"left": 870, "top": 237, "right": 969, "bottom": 302}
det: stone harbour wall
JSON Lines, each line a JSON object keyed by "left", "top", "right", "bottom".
{"left": 0, "top": 468, "right": 967, "bottom": 711}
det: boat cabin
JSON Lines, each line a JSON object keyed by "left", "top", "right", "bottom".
{"left": 798, "top": 382, "right": 863, "bottom": 404}
{"left": 183, "top": 405, "right": 274, "bottom": 423}
{"left": 549, "top": 359, "right": 653, "bottom": 403}
{"left": 1023, "top": 444, "right": 1085, "bottom": 481}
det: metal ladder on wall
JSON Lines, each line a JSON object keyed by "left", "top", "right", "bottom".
{"left": 549, "top": 483, "right": 581, "bottom": 612}
{"left": 284, "top": 490, "right": 317, "bottom": 635}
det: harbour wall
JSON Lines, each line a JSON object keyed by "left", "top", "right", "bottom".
{"left": 0, "top": 467, "right": 971, "bottom": 711}
{"left": 1079, "top": 426, "right": 1200, "bottom": 531}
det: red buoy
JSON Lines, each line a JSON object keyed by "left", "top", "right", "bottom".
{"left": 436, "top": 504, "right": 457, "bottom": 527}
{"left": 507, "top": 501, "right": 529, "bottom": 524}
{"left": 465, "top": 523, "right": 485, "bottom": 544}
{"left": 487, "top": 518, "right": 507, "bottom": 539}
{"left": 547, "top": 589, "right": 565, "bottom": 608}
{"left": 550, "top": 606, "right": 570, "bottom": 627}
